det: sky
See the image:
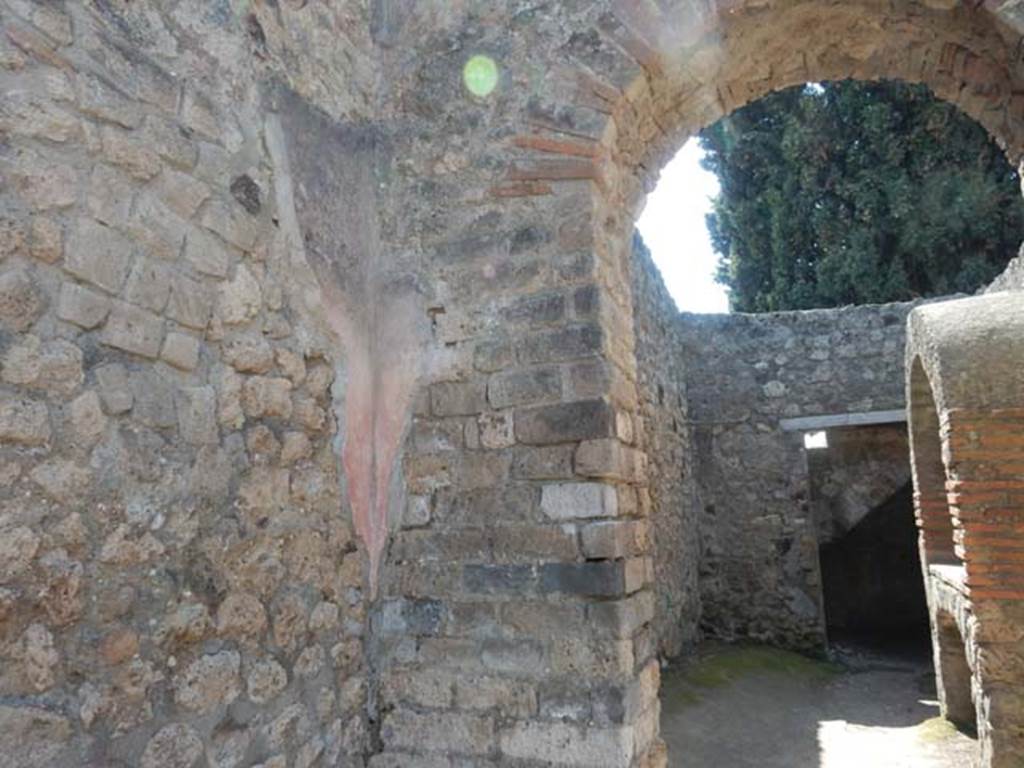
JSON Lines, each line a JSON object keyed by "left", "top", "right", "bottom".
{"left": 636, "top": 137, "right": 730, "bottom": 314}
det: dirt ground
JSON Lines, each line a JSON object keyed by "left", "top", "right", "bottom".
{"left": 659, "top": 643, "right": 978, "bottom": 768}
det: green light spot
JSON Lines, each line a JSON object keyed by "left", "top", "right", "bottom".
{"left": 464, "top": 55, "right": 499, "bottom": 98}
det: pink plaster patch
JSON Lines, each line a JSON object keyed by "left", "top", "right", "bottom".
{"left": 327, "top": 288, "right": 423, "bottom": 598}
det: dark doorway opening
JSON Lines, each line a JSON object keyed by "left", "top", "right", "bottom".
{"left": 808, "top": 425, "right": 931, "bottom": 657}
{"left": 819, "top": 481, "right": 931, "bottom": 654}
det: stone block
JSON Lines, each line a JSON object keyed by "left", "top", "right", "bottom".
{"left": 376, "top": 598, "right": 446, "bottom": 637}
{"left": 279, "top": 431, "right": 311, "bottom": 464}
{"left": 247, "top": 658, "right": 288, "bottom": 704}
{"left": 101, "top": 301, "right": 164, "bottom": 358}
{"left": 519, "top": 323, "right": 603, "bottom": 365}
{"left": 548, "top": 635, "right": 636, "bottom": 679}
{"left": 56, "top": 282, "right": 110, "bottom": 329}
{"left": 130, "top": 369, "right": 177, "bottom": 428}
{"left": 539, "top": 681, "right": 593, "bottom": 722}
{"left": 0, "top": 395, "right": 50, "bottom": 445}
{"left": 512, "top": 444, "right": 575, "bottom": 480}
{"left": 166, "top": 272, "right": 213, "bottom": 330}
{"left": 0, "top": 705, "right": 73, "bottom": 768}
{"left": 431, "top": 380, "right": 488, "bottom": 416}
{"left": 12, "top": 156, "right": 78, "bottom": 211}
{"left": 540, "top": 561, "right": 627, "bottom": 597}
{"left": 123, "top": 259, "right": 171, "bottom": 312}
{"left": 479, "top": 410, "right": 515, "bottom": 449}
{"left": 77, "top": 74, "right": 142, "bottom": 128}
{"left": 502, "top": 601, "right": 587, "bottom": 639}
{"left": 176, "top": 386, "right": 218, "bottom": 445}
{"left": 101, "top": 126, "right": 161, "bottom": 179}
{"left": 242, "top": 377, "right": 293, "bottom": 420}
{"left": 480, "top": 638, "right": 545, "bottom": 675}
{"left": 65, "top": 219, "right": 133, "bottom": 294}
{"left": 499, "top": 722, "right": 634, "bottom": 767}
{"left": 502, "top": 292, "right": 565, "bottom": 326}
{"left": 575, "top": 439, "right": 647, "bottom": 483}
{"left": 219, "top": 264, "right": 263, "bottom": 325}
{"left": 474, "top": 338, "right": 514, "bottom": 372}
{"left": 143, "top": 115, "right": 198, "bottom": 170}
{"left": 393, "top": 528, "right": 491, "bottom": 562}
{"left": 463, "top": 564, "right": 535, "bottom": 595}
{"left": 382, "top": 669, "right": 455, "bottom": 709}
{"left": 70, "top": 390, "right": 106, "bottom": 443}
{"left": 0, "top": 217, "right": 25, "bottom": 259}
{"left": 515, "top": 398, "right": 614, "bottom": 444}
{"left": 0, "top": 524, "right": 40, "bottom": 582}
{"left": 184, "top": 227, "right": 230, "bottom": 278}
{"left": 161, "top": 332, "right": 200, "bottom": 371}
{"left": 0, "top": 268, "right": 45, "bottom": 331}
{"left": 588, "top": 591, "right": 656, "bottom": 638}
{"left": 541, "top": 482, "right": 618, "bottom": 520}
{"left": 382, "top": 709, "right": 494, "bottom": 755}
{"left": 29, "top": 217, "right": 62, "bottom": 264}
{"left": 223, "top": 332, "right": 274, "bottom": 373}
{"left": 86, "top": 164, "right": 134, "bottom": 227}
{"left": 216, "top": 592, "right": 268, "bottom": 638}
{"left": 201, "top": 199, "right": 259, "bottom": 251}
{"left": 127, "top": 193, "right": 188, "bottom": 262}
{"left": 488, "top": 366, "right": 562, "bottom": 408}
{"left": 174, "top": 650, "right": 241, "bottom": 712}
{"left": 581, "top": 520, "right": 650, "bottom": 559}
{"left": 155, "top": 168, "right": 211, "bottom": 218}
{"left": 456, "top": 676, "right": 537, "bottom": 718}
{"left": 94, "top": 363, "right": 133, "bottom": 414}
{"left": 456, "top": 452, "right": 511, "bottom": 489}
{"left": 369, "top": 755, "right": 450, "bottom": 768}
{"left": 492, "top": 524, "right": 579, "bottom": 562}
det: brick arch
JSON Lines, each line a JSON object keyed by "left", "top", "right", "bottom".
{"left": 605, "top": 2, "right": 1024, "bottom": 199}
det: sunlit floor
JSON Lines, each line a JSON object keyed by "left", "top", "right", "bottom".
{"left": 660, "top": 643, "right": 977, "bottom": 768}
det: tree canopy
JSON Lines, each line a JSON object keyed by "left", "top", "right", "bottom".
{"left": 699, "top": 80, "right": 1024, "bottom": 312}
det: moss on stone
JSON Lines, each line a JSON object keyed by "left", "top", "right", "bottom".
{"left": 916, "top": 717, "right": 964, "bottom": 744}
{"left": 661, "top": 643, "right": 840, "bottom": 709}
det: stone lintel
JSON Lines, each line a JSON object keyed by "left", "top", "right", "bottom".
{"left": 779, "top": 409, "right": 906, "bottom": 432}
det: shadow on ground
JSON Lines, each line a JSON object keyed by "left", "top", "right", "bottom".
{"left": 660, "top": 643, "right": 978, "bottom": 768}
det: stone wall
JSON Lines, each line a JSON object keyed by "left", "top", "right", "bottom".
{"left": 0, "top": 2, "right": 378, "bottom": 766}
{"left": 678, "top": 303, "right": 914, "bottom": 650}
{"left": 631, "top": 236, "right": 699, "bottom": 658}
{"left": 4, "top": 1, "right": 1024, "bottom": 766}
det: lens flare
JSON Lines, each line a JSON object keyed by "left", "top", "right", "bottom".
{"left": 463, "top": 55, "right": 499, "bottom": 98}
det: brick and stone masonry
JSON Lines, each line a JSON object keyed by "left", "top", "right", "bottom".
{"left": 1, "top": 1, "right": 1024, "bottom": 767}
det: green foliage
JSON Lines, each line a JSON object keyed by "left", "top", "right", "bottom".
{"left": 700, "top": 80, "right": 1024, "bottom": 312}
